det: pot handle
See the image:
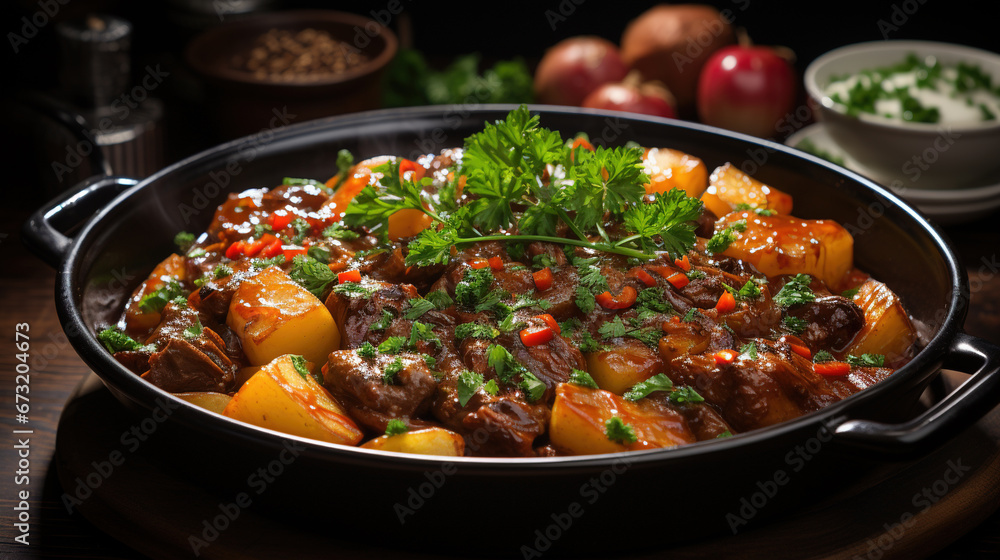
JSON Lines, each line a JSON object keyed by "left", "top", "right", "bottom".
{"left": 830, "top": 332, "right": 1000, "bottom": 456}
{"left": 22, "top": 175, "right": 138, "bottom": 268}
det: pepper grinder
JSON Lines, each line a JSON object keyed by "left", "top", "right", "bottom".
{"left": 55, "top": 14, "right": 164, "bottom": 180}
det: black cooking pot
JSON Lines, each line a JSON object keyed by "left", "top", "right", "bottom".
{"left": 23, "top": 106, "right": 1000, "bottom": 557}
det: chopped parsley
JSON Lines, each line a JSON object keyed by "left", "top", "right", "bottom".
{"left": 813, "top": 350, "right": 835, "bottom": 363}
{"left": 404, "top": 298, "right": 437, "bottom": 320}
{"left": 455, "top": 267, "right": 495, "bottom": 308}
{"left": 842, "top": 287, "right": 861, "bottom": 299}
{"left": 739, "top": 341, "right": 758, "bottom": 360}
{"left": 773, "top": 274, "right": 816, "bottom": 308}
{"left": 286, "top": 218, "right": 312, "bottom": 245}
{"left": 623, "top": 373, "right": 674, "bottom": 401}
{"left": 321, "top": 222, "right": 361, "bottom": 241}
{"left": 682, "top": 308, "right": 699, "bottom": 322}
{"left": 213, "top": 264, "right": 232, "bottom": 279}
{"left": 455, "top": 322, "right": 500, "bottom": 340}
{"left": 385, "top": 419, "right": 409, "bottom": 436}
{"left": 138, "top": 279, "right": 186, "bottom": 313}
{"left": 577, "top": 331, "right": 607, "bottom": 353}
{"left": 424, "top": 290, "right": 454, "bottom": 309}
{"left": 182, "top": 320, "right": 203, "bottom": 339}
{"left": 734, "top": 203, "right": 776, "bottom": 216}
{"left": 569, "top": 369, "right": 599, "bottom": 389}
{"left": 724, "top": 279, "right": 764, "bottom": 301}
{"left": 356, "top": 341, "right": 378, "bottom": 359}
{"left": 330, "top": 282, "right": 378, "bottom": 298}
{"left": 782, "top": 316, "right": 808, "bottom": 334}
{"left": 456, "top": 370, "right": 484, "bottom": 406}
{"left": 250, "top": 255, "right": 286, "bottom": 269}
{"left": 846, "top": 353, "right": 886, "bottom": 367}
{"left": 289, "top": 255, "right": 336, "bottom": 298}
{"left": 669, "top": 386, "right": 704, "bottom": 404}
{"left": 408, "top": 321, "right": 441, "bottom": 349}
{"left": 96, "top": 327, "right": 154, "bottom": 353}
{"left": 605, "top": 416, "right": 638, "bottom": 444}
{"left": 519, "top": 370, "right": 546, "bottom": 402}
{"left": 483, "top": 379, "right": 500, "bottom": 396}
{"left": 382, "top": 356, "right": 404, "bottom": 384}
{"left": 378, "top": 336, "right": 407, "bottom": 355}
{"left": 290, "top": 354, "right": 317, "bottom": 383}
{"left": 706, "top": 220, "right": 747, "bottom": 254}
{"left": 369, "top": 308, "right": 394, "bottom": 331}
{"left": 174, "top": 231, "right": 195, "bottom": 252}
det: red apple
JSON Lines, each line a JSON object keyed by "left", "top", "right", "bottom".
{"left": 534, "top": 36, "right": 630, "bottom": 107}
{"left": 696, "top": 45, "right": 797, "bottom": 138}
{"left": 582, "top": 79, "right": 677, "bottom": 118}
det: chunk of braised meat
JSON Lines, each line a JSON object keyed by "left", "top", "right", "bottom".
{"left": 674, "top": 401, "right": 734, "bottom": 440}
{"left": 187, "top": 260, "right": 258, "bottom": 324}
{"left": 323, "top": 351, "right": 439, "bottom": 434}
{"left": 357, "top": 245, "right": 444, "bottom": 290}
{"left": 666, "top": 341, "right": 851, "bottom": 433}
{"left": 498, "top": 317, "right": 586, "bottom": 401}
{"left": 325, "top": 281, "right": 419, "bottom": 348}
{"left": 695, "top": 207, "right": 719, "bottom": 239}
{"left": 786, "top": 295, "right": 865, "bottom": 352}
{"left": 432, "top": 334, "right": 551, "bottom": 457}
{"left": 142, "top": 327, "right": 238, "bottom": 393}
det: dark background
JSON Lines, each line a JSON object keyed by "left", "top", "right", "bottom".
{"left": 3, "top": 0, "right": 999, "bottom": 180}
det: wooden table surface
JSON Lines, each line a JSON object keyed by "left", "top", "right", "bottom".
{"left": 0, "top": 193, "right": 998, "bottom": 559}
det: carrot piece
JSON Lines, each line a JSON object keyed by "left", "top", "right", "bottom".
{"left": 488, "top": 256, "right": 504, "bottom": 271}
{"left": 534, "top": 314, "right": 561, "bottom": 335}
{"left": 520, "top": 326, "right": 554, "bottom": 347}
{"left": 790, "top": 343, "right": 812, "bottom": 359}
{"left": 674, "top": 255, "right": 691, "bottom": 272}
{"left": 666, "top": 272, "right": 690, "bottom": 289}
{"left": 338, "top": 269, "right": 362, "bottom": 283}
{"left": 814, "top": 361, "right": 851, "bottom": 376}
{"left": 470, "top": 258, "right": 489, "bottom": 270}
{"left": 596, "top": 285, "right": 638, "bottom": 310}
{"left": 533, "top": 267, "right": 554, "bottom": 291}
{"left": 715, "top": 290, "right": 736, "bottom": 313}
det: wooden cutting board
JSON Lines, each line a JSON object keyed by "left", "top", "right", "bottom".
{"left": 54, "top": 371, "right": 1000, "bottom": 560}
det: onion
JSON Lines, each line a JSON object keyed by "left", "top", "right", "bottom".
{"left": 533, "top": 36, "right": 629, "bottom": 107}
{"left": 581, "top": 72, "right": 676, "bottom": 118}
{"left": 620, "top": 4, "right": 735, "bottom": 112}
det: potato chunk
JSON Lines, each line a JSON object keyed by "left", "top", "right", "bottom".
{"left": 124, "top": 253, "right": 188, "bottom": 333}
{"left": 223, "top": 355, "right": 363, "bottom": 445}
{"left": 716, "top": 211, "right": 854, "bottom": 290}
{"left": 549, "top": 383, "right": 695, "bottom": 455}
{"left": 845, "top": 279, "right": 916, "bottom": 362}
{"left": 228, "top": 266, "right": 341, "bottom": 367}
{"left": 642, "top": 147, "right": 709, "bottom": 198}
{"left": 584, "top": 340, "right": 664, "bottom": 395}
{"left": 361, "top": 427, "right": 465, "bottom": 456}
{"left": 175, "top": 392, "right": 232, "bottom": 414}
{"left": 701, "top": 163, "right": 794, "bottom": 217}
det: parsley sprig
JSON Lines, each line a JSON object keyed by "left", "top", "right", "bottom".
{"left": 342, "top": 106, "right": 704, "bottom": 267}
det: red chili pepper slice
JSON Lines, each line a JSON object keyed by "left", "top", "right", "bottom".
{"left": 225, "top": 240, "right": 245, "bottom": 260}
{"left": 267, "top": 212, "right": 293, "bottom": 232}
{"left": 470, "top": 258, "right": 489, "bottom": 270}
{"left": 596, "top": 285, "right": 638, "bottom": 309}
{"left": 666, "top": 272, "right": 690, "bottom": 290}
{"left": 282, "top": 246, "right": 308, "bottom": 261}
{"left": 261, "top": 238, "right": 283, "bottom": 259}
{"left": 814, "top": 361, "right": 851, "bottom": 376}
{"left": 713, "top": 349, "right": 737, "bottom": 365}
{"left": 488, "top": 256, "right": 504, "bottom": 271}
{"left": 674, "top": 255, "right": 691, "bottom": 272}
{"left": 520, "top": 326, "right": 554, "bottom": 347}
{"left": 338, "top": 269, "right": 362, "bottom": 283}
{"left": 533, "top": 267, "right": 554, "bottom": 291}
{"left": 628, "top": 268, "right": 656, "bottom": 287}
{"left": 715, "top": 290, "right": 736, "bottom": 313}
{"left": 534, "top": 314, "right": 561, "bottom": 335}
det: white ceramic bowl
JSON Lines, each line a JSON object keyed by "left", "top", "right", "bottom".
{"left": 804, "top": 40, "right": 1000, "bottom": 190}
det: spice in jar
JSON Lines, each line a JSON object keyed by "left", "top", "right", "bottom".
{"left": 232, "top": 28, "right": 368, "bottom": 81}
